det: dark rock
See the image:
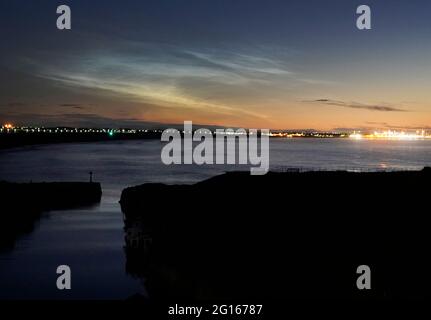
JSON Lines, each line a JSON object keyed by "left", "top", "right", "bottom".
{"left": 0, "top": 181, "right": 102, "bottom": 250}
{"left": 121, "top": 169, "right": 430, "bottom": 300}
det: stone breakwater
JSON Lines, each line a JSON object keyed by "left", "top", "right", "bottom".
{"left": 0, "top": 181, "right": 102, "bottom": 250}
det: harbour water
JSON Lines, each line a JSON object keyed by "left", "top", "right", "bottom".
{"left": 0, "top": 138, "right": 430, "bottom": 299}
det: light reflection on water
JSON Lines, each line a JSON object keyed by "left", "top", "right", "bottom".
{"left": 0, "top": 203, "right": 144, "bottom": 300}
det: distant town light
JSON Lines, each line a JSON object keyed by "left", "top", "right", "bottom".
{"left": 349, "top": 132, "right": 363, "bottom": 140}
{"left": 349, "top": 130, "right": 431, "bottom": 140}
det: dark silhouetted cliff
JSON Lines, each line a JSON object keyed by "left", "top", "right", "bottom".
{"left": 121, "top": 168, "right": 430, "bottom": 300}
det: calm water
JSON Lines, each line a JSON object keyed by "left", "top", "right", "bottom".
{"left": 0, "top": 138, "right": 430, "bottom": 299}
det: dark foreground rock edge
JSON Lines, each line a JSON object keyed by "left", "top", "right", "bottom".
{"left": 0, "top": 182, "right": 102, "bottom": 250}
{"left": 120, "top": 168, "right": 430, "bottom": 300}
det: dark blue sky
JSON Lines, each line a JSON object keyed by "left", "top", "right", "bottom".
{"left": 1, "top": 0, "right": 431, "bottom": 130}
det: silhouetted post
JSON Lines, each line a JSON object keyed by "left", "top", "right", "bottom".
{"left": 89, "top": 171, "right": 93, "bottom": 183}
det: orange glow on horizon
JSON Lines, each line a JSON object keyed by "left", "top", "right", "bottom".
{"left": 349, "top": 130, "right": 431, "bottom": 140}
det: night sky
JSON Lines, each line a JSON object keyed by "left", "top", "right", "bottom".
{"left": 1, "top": 0, "right": 431, "bottom": 130}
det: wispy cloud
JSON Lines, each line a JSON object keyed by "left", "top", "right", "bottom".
{"left": 32, "top": 45, "right": 289, "bottom": 121}
{"left": 23, "top": 40, "right": 332, "bottom": 125}
{"left": 58, "top": 103, "right": 87, "bottom": 109}
{"left": 184, "top": 50, "right": 293, "bottom": 77}
{"left": 309, "top": 99, "right": 408, "bottom": 112}
{"left": 365, "top": 121, "right": 431, "bottom": 130}
{"left": 0, "top": 102, "right": 26, "bottom": 108}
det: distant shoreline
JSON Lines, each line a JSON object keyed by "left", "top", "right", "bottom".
{"left": 0, "top": 132, "right": 161, "bottom": 150}
{"left": 0, "top": 131, "right": 337, "bottom": 150}
{"left": 3, "top": 130, "right": 431, "bottom": 151}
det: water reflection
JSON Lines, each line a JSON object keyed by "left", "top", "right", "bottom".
{"left": 124, "top": 219, "right": 152, "bottom": 278}
{"left": 0, "top": 182, "right": 102, "bottom": 252}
